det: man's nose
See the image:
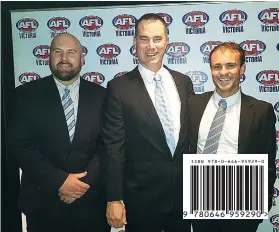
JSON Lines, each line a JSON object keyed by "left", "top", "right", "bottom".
{"left": 60, "top": 52, "right": 68, "bottom": 62}
{"left": 146, "top": 39, "right": 156, "bottom": 49}
{"left": 220, "top": 65, "right": 228, "bottom": 75}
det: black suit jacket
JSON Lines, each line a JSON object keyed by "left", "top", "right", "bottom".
{"left": 101, "top": 66, "right": 194, "bottom": 214}
{"left": 188, "top": 91, "right": 277, "bottom": 212}
{"left": 7, "top": 75, "right": 106, "bottom": 215}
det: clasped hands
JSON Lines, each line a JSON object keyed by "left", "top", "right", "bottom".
{"left": 58, "top": 171, "right": 90, "bottom": 204}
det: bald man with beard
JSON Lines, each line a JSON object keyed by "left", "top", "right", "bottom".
{"left": 7, "top": 33, "right": 110, "bottom": 232}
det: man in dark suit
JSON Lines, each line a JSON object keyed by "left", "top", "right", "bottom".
{"left": 7, "top": 33, "right": 110, "bottom": 232}
{"left": 188, "top": 42, "right": 277, "bottom": 232}
{"left": 102, "top": 13, "right": 193, "bottom": 232}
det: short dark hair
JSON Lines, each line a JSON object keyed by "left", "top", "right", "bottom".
{"left": 209, "top": 42, "right": 246, "bottom": 67}
{"left": 134, "top": 13, "right": 168, "bottom": 37}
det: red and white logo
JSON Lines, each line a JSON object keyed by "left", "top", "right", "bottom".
{"left": 79, "top": 15, "right": 103, "bottom": 30}
{"left": 81, "top": 72, "right": 105, "bottom": 85}
{"left": 47, "top": 17, "right": 71, "bottom": 32}
{"left": 16, "top": 18, "right": 39, "bottom": 32}
{"left": 33, "top": 45, "right": 50, "bottom": 59}
{"left": 96, "top": 44, "right": 121, "bottom": 59}
{"left": 19, "top": 72, "right": 41, "bottom": 84}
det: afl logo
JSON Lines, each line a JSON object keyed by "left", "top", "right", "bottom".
{"left": 19, "top": 72, "right": 41, "bottom": 84}
{"left": 276, "top": 159, "right": 279, "bottom": 171}
{"left": 240, "top": 74, "right": 246, "bottom": 83}
{"left": 165, "top": 42, "right": 190, "bottom": 57}
{"left": 256, "top": 70, "right": 279, "bottom": 86}
{"left": 33, "top": 45, "right": 50, "bottom": 59}
{"left": 258, "top": 8, "right": 279, "bottom": 24}
{"left": 182, "top": 11, "right": 209, "bottom": 27}
{"left": 157, "top": 13, "right": 173, "bottom": 26}
{"left": 240, "top": 40, "right": 266, "bottom": 56}
{"left": 219, "top": 9, "right": 248, "bottom": 26}
{"left": 200, "top": 41, "right": 222, "bottom": 56}
{"left": 274, "top": 187, "right": 279, "bottom": 198}
{"left": 96, "top": 44, "right": 121, "bottom": 59}
{"left": 16, "top": 18, "right": 39, "bottom": 32}
{"left": 81, "top": 45, "right": 88, "bottom": 56}
{"left": 112, "top": 14, "right": 136, "bottom": 29}
{"left": 129, "top": 45, "right": 137, "bottom": 57}
{"left": 47, "top": 17, "right": 70, "bottom": 31}
{"left": 81, "top": 72, "right": 105, "bottom": 85}
{"left": 270, "top": 214, "right": 279, "bottom": 227}
{"left": 274, "top": 102, "right": 279, "bottom": 113}
{"left": 79, "top": 15, "right": 103, "bottom": 30}
{"left": 185, "top": 71, "right": 208, "bottom": 85}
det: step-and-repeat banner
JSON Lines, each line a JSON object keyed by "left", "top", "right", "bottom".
{"left": 11, "top": 1, "right": 279, "bottom": 232}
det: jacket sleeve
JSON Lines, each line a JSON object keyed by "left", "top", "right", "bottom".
{"left": 101, "top": 81, "right": 125, "bottom": 202}
{"left": 260, "top": 103, "right": 277, "bottom": 212}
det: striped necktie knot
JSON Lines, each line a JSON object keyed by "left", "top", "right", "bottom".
{"left": 62, "top": 87, "right": 70, "bottom": 101}
{"left": 154, "top": 73, "right": 162, "bottom": 82}
{"left": 218, "top": 99, "right": 227, "bottom": 109}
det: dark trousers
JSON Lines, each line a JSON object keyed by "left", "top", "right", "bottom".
{"left": 26, "top": 211, "right": 110, "bottom": 232}
{"left": 126, "top": 207, "right": 191, "bottom": 232}
{"left": 192, "top": 219, "right": 261, "bottom": 232}
{"left": 25, "top": 198, "right": 110, "bottom": 232}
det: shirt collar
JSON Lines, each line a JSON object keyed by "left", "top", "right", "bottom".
{"left": 212, "top": 89, "right": 241, "bottom": 109}
{"left": 138, "top": 63, "right": 165, "bottom": 84}
{"left": 53, "top": 75, "right": 80, "bottom": 92}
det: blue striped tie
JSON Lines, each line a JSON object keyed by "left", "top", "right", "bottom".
{"left": 62, "top": 87, "right": 75, "bottom": 142}
{"left": 202, "top": 99, "right": 227, "bottom": 154}
{"left": 154, "top": 73, "right": 175, "bottom": 155}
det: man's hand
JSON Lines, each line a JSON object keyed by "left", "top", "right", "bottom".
{"left": 58, "top": 172, "right": 90, "bottom": 198}
{"left": 106, "top": 201, "right": 127, "bottom": 228}
{"left": 58, "top": 192, "right": 76, "bottom": 204}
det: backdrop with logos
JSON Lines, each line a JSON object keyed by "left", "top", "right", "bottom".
{"left": 11, "top": 1, "right": 279, "bottom": 232}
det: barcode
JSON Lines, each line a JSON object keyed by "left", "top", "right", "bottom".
{"left": 183, "top": 154, "right": 268, "bottom": 219}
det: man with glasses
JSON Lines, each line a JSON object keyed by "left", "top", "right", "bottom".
{"left": 188, "top": 41, "right": 277, "bottom": 232}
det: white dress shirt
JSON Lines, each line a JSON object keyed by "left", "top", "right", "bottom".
{"left": 197, "top": 90, "right": 241, "bottom": 154}
{"left": 138, "top": 63, "right": 181, "bottom": 147}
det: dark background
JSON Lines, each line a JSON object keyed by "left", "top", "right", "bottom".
{"left": 1, "top": 1, "right": 193, "bottom": 231}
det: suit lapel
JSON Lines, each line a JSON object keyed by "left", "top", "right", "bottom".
{"left": 72, "top": 78, "right": 84, "bottom": 144}
{"left": 41, "top": 76, "right": 70, "bottom": 144}
{"left": 128, "top": 67, "right": 169, "bottom": 154}
{"left": 170, "top": 71, "right": 187, "bottom": 157}
{"left": 191, "top": 92, "right": 213, "bottom": 153}
{"left": 238, "top": 93, "right": 254, "bottom": 153}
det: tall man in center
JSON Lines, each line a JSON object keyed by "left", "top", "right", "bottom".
{"left": 102, "top": 13, "right": 194, "bottom": 232}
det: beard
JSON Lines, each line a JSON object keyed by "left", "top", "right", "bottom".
{"left": 49, "top": 61, "right": 82, "bottom": 82}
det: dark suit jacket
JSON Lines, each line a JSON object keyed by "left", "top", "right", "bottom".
{"left": 101, "top": 66, "right": 194, "bottom": 214}
{"left": 7, "top": 75, "right": 106, "bottom": 215}
{"left": 188, "top": 91, "right": 277, "bottom": 212}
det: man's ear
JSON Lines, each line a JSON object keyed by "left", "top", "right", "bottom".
{"left": 240, "top": 63, "right": 246, "bottom": 75}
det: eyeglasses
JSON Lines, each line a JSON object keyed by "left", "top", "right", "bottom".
{"left": 211, "top": 63, "right": 239, "bottom": 71}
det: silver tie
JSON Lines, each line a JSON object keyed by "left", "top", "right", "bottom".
{"left": 62, "top": 87, "right": 75, "bottom": 142}
{"left": 154, "top": 73, "right": 175, "bottom": 155}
